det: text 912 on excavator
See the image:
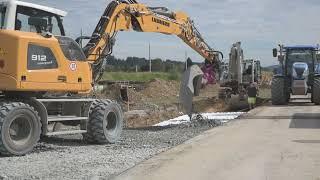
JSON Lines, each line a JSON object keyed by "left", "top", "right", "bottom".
{"left": 0, "top": 0, "right": 222, "bottom": 155}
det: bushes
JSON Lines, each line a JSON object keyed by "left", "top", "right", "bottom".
{"left": 168, "top": 71, "right": 180, "bottom": 81}
{"left": 103, "top": 72, "right": 181, "bottom": 82}
{"left": 106, "top": 56, "right": 186, "bottom": 73}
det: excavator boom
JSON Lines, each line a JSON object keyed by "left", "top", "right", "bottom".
{"left": 78, "top": 0, "right": 222, "bottom": 81}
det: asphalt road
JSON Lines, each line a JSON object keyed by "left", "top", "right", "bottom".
{"left": 115, "top": 102, "right": 320, "bottom": 180}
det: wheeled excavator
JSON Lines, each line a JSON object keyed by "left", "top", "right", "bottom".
{"left": 0, "top": 0, "right": 222, "bottom": 155}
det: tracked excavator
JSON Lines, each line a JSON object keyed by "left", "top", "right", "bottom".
{"left": 0, "top": 0, "right": 222, "bottom": 155}
{"left": 219, "top": 42, "right": 261, "bottom": 100}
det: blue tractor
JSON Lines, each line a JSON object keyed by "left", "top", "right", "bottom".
{"left": 272, "top": 44, "right": 320, "bottom": 105}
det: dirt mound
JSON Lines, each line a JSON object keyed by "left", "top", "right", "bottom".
{"left": 193, "top": 98, "right": 227, "bottom": 113}
{"left": 98, "top": 78, "right": 227, "bottom": 128}
{"left": 141, "top": 78, "right": 180, "bottom": 99}
{"left": 125, "top": 107, "right": 181, "bottom": 128}
{"left": 261, "top": 71, "right": 272, "bottom": 88}
{"left": 101, "top": 78, "right": 180, "bottom": 106}
{"left": 127, "top": 88, "right": 145, "bottom": 104}
{"left": 100, "top": 84, "right": 121, "bottom": 100}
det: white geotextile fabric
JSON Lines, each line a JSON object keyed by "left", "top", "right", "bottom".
{"left": 154, "top": 112, "right": 244, "bottom": 127}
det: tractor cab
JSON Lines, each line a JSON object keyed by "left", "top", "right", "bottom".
{"left": 0, "top": 0, "right": 66, "bottom": 35}
{"left": 273, "top": 45, "right": 319, "bottom": 76}
{"left": 285, "top": 46, "right": 318, "bottom": 77}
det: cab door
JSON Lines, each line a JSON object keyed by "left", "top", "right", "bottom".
{"left": 54, "top": 36, "right": 91, "bottom": 92}
{"left": 20, "top": 35, "right": 69, "bottom": 91}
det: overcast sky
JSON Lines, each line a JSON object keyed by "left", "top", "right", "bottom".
{"left": 29, "top": 0, "right": 320, "bottom": 66}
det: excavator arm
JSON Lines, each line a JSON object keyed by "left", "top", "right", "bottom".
{"left": 78, "top": 0, "right": 222, "bottom": 82}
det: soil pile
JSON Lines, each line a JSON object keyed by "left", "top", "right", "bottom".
{"left": 99, "top": 79, "right": 224, "bottom": 128}
{"left": 141, "top": 78, "right": 180, "bottom": 100}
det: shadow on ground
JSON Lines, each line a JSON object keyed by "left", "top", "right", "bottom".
{"left": 40, "top": 136, "right": 86, "bottom": 147}
{"left": 240, "top": 115, "right": 292, "bottom": 120}
{"left": 290, "top": 113, "right": 320, "bottom": 129}
{"left": 293, "top": 140, "right": 320, "bottom": 144}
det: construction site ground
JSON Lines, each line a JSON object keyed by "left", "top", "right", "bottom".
{"left": 102, "top": 78, "right": 270, "bottom": 128}
{"left": 0, "top": 123, "right": 214, "bottom": 179}
{"left": 0, "top": 78, "right": 271, "bottom": 179}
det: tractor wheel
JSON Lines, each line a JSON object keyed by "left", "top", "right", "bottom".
{"left": 0, "top": 102, "right": 41, "bottom": 156}
{"left": 83, "top": 100, "right": 123, "bottom": 144}
{"left": 312, "top": 77, "right": 320, "bottom": 105}
{"left": 271, "top": 77, "right": 288, "bottom": 105}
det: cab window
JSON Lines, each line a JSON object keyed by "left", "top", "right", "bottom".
{"left": 286, "top": 49, "right": 315, "bottom": 75}
{"left": 16, "top": 6, "right": 65, "bottom": 35}
{"left": 0, "top": 5, "right": 6, "bottom": 29}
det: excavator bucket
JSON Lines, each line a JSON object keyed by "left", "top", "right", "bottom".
{"left": 179, "top": 65, "right": 204, "bottom": 118}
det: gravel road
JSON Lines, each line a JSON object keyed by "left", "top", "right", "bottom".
{"left": 0, "top": 123, "right": 214, "bottom": 180}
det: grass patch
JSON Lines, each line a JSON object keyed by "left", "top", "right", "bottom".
{"left": 103, "top": 72, "right": 181, "bottom": 82}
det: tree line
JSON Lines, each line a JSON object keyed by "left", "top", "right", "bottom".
{"left": 105, "top": 56, "right": 192, "bottom": 72}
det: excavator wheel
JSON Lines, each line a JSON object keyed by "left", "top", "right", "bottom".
{"left": 83, "top": 100, "right": 123, "bottom": 144}
{"left": 0, "top": 102, "right": 41, "bottom": 156}
{"left": 271, "top": 77, "right": 288, "bottom": 105}
{"left": 312, "top": 76, "right": 320, "bottom": 105}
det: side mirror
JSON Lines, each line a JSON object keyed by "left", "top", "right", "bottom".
{"left": 273, "top": 48, "right": 278, "bottom": 57}
{"left": 28, "top": 17, "right": 47, "bottom": 30}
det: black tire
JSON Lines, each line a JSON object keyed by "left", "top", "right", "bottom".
{"left": 83, "top": 100, "right": 123, "bottom": 144}
{"left": 0, "top": 102, "right": 41, "bottom": 156}
{"left": 271, "top": 77, "right": 288, "bottom": 105}
{"left": 312, "top": 77, "right": 320, "bottom": 105}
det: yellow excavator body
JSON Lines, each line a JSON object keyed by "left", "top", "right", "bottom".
{"left": 0, "top": 30, "right": 92, "bottom": 92}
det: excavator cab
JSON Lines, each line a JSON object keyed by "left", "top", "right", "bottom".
{"left": 0, "top": 0, "right": 92, "bottom": 93}
{"left": 219, "top": 42, "right": 261, "bottom": 100}
{"left": 0, "top": 0, "right": 66, "bottom": 34}
{"left": 242, "top": 59, "right": 261, "bottom": 85}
